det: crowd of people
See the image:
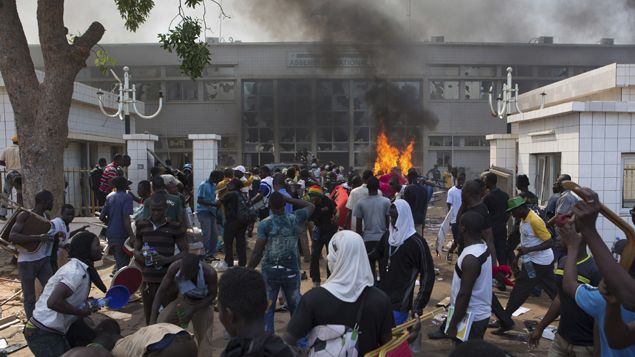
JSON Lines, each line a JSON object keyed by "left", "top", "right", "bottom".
{"left": 4, "top": 151, "right": 635, "bottom": 356}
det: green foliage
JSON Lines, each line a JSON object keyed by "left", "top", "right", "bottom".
{"left": 94, "top": 49, "right": 117, "bottom": 75}
{"left": 183, "top": 0, "right": 204, "bottom": 7}
{"left": 114, "top": 0, "right": 155, "bottom": 32}
{"left": 158, "top": 17, "right": 210, "bottom": 80}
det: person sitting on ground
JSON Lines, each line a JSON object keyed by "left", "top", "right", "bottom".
{"left": 134, "top": 194, "right": 188, "bottom": 325}
{"left": 248, "top": 192, "right": 315, "bottom": 333}
{"left": 24, "top": 232, "right": 107, "bottom": 356}
{"left": 528, "top": 214, "right": 601, "bottom": 356}
{"left": 61, "top": 318, "right": 122, "bottom": 357}
{"left": 446, "top": 211, "right": 493, "bottom": 342}
{"left": 100, "top": 176, "right": 135, "bottom": 273}
{"left": 112, "top": 323, "right": 198, "bottom": 357}
{"left": 150, "top": 253, "right": 217, "bottom": 357}
{"left": 51, "top": 204, "right": 89, "bottom": 271}
{"left": 370, "top": 199, "right": 435, "bottom": 326}
{"left": 285, "top": 230, "right": 393, "bottom": 356}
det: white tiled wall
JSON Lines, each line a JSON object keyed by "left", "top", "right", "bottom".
{"left": 189, "top": 134, "right": 221, "bottom": 204}
{"left": 124, "top": 135, "right": 158, "bottom": 192}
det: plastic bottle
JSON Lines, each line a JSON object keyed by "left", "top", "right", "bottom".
{"left": 150, "top": 247, "right": 162, "bottom": 270}
{"left": 142, "top": 243, "right": 153, "bottom": 267}
{"left": 523, "top": 254, "right": 536, "bottom": 279}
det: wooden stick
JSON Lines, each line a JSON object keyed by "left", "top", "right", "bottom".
{"left": 0, "top": 290, "right": 21, "bottom": 307}
{"left": 391, "top": 306, "right": 445, "bottom": 334}
{"left": 562, "top": 181, "right": 635, "bottom": 270}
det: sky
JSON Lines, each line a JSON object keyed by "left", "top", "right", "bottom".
{"left": 15, "top": 0, "right": 635, "bottom": 45}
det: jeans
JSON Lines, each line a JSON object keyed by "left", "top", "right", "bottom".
{"left": 18, "top": 257, "right": 53, "bottom": 319}
{"left": 108, "top": 241, "right": 130, "bottom": 273}
{"left": 24, "top": 325, "right": 70, "bottom": 357}
{"left": 262, "top": 266, "right": 301, "bottom": 333}
{"left": 198, "top": 211, "right": 218, "bottom": 258}
{"left": 310, "top": 227, "right": 333, "bottom": 283}
{"left": 224, "top": 220, "right": 247, "bottom": 267}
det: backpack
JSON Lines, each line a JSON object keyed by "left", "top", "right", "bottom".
{"left": 308, "top": 288, "right": 368, "bottom": 357}
{"left": 237, "top": 193, "right": 257, "bottom": 225}
{"left": 89, "top": 166, "right": 104, "bottom": 191}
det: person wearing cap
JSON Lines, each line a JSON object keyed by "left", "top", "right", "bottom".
{"left": 0, "top": 134, "right": 22, "bottom": 219}
{"left": 100, "top": 176, "right": 135, "bottom": 273}
{"left": 404, "top": 169, "right": 429, "bottom": 236}
{"left": 233, "top": 165, "right": 252, "bottom": 198}
{"left": 307, "top": 185, "right": 338, "bottom": 287}
{"left": 493, "top": 196, "right": 557, "bottom": 334}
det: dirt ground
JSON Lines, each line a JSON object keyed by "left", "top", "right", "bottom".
{"left": 0, "top": 193, "right": 554, "bottom": 356}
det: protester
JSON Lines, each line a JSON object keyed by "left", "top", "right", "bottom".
{"left": 483, "top": 172, "right": 510, "bottom": 265}
{"left": 446, "top": 173, "right": 466, "bottom": 263}
{"left": 0, "top": 135, "right": 22, "bottom": 213}
{"left": 404, "top": 168, "right": 429, "bottom": 236}
{"left": 493, "top": 197, "right": 557, "bottom": 334}
{"left": 248, "top": 192, "right": 315, "bottom": 332}
{"left": 426, "top": 164, "right": 442, "bottom": 184}
{"left": 98, "top": 154, "right": 123, "bottom": 203}
{"left": 285, "top": 230, "right": 393, "bottom": 355}
{"left": 24, "top": 232, "right": 106, "bottom": 356}
{"left": 61, "top": 319, "right": 122, "bottom": 357}
{"left": 221, "top": 178, "right": 249, "bottom": 267}
{"left": 272, "top": 173, "right": 293, "bottom": 214}
{"left": 50, "top": 204, "right": 88, "bottom": 271}
{"left": 10, "top": 190, "right": 58, "bottom": 319}
{"left": 516, "top": 174, "right": 539, "bottom": 207}
{"left": 138, "top": 175, "right": 184, "bottom": 224}
{"left": 354, "top": 176, "right": 391, "bottom": 281}
{"left": 89, "top": 158, "right": 108, "bottom": 207}
{"left": 346, "top": 170, "right": 382, "bottom": 229}
{"left": 197, "top": 170, "right": 223, "bottom": 259}
{"left": 547, "top": 174, "right": 579, "bottom": 227}
{"left": 100, "top": 176, "right": 134, "bottom": 273}
{"left": 379, "top": 167, "right": 406, "bottom": 198}
{"left": 528, "top": 217, "right": 600, "bottom": 356}
{"left": 134, "top": 194, "right": 188, "bottom": 324}
{"left": 369, "top": 199, "right": 435, "bottom": 325}
{"left": 446, "top": 211, "right": 493, "bottom": 342}
{"left": 150, "top": 253, "right": 216, "bottom": 357}
{"left": 307, "top": 185, "right": 338, "bottom": 287}
{"left": 112, "top": 323, "right": 198, "bottom": 357}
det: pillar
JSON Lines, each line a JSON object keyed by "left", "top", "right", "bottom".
{"left": 123, "top": 133, "right": 158, "bottom": 193}
{"left": 486, "top": 133, "right": 518, "bottom": 172}
{"left": 188, "top": 134, "right": 221, "bottom": 203}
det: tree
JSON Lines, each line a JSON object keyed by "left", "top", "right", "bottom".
{"left": 0, "top": 0, "right": 222, "bottom": 211}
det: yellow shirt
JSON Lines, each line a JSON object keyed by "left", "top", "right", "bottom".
{"left": 443, "top": 171, "right": 453, "bottom": 189}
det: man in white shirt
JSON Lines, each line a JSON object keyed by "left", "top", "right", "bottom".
{"left": 346, "top": 170, "right": 382, "bottom": 229}
{"left": 0, "top": 135, "right": 22, "bottom": 219}
{"left": 446, "top": 173, "right": 466, "bottom": 263}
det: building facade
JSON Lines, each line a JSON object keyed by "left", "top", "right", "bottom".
{"left": 29, "top": 38, "right": 635, "bottom": 177}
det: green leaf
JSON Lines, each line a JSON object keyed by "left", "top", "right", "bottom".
{"left": 114, "top": 0, "right": 155, "bottom": 32}
{"left": 94, "top": 49, "right": 117, "bottom": 75}
{"left": 157, "top": 17, "right": 211, "bottom": 80}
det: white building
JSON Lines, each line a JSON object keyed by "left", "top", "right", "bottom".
{"left": 488, "top": 63, "right": 635, "bottom": 245}
{"left": 0, "top": 71, "right": 132, "bottom": 214}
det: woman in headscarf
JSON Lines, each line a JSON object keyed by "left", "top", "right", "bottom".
{"left": 369, "top": 199, "right": 435, "bottom": 325}
{"left": 24, "top": 232, "right": 107, "bottom": 356}
{"left": 284, "top": 231, "right": 393, "bottom": 356}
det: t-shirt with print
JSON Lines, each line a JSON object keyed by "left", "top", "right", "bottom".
{"left": 447, "top": 186, "right": 462, "bottom": 224}
{"left": 287, "top": 286, "right": 393, "bottom": 356}
{"left": 32, "top": 258, "right": 91, "bottom": 333}
{"left": 257, "top": 208, "right": 309, "bottom": 271}
{"left": 554, "top": 255, "right": 602, "bottom": 346}
{"left": 520, "top": 210, "right": 553, "bottom": 265}
{"left": 353, "top": 195, "right": 391, "bottom": 242}
{"left": 575, "top": 284, "right": 635, "bottom": 356}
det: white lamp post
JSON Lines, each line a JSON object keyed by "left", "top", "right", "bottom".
{"left": 96, "top": 66, "right": 163, "bottom": 134}
{"left": 489, "top": 67, "right": 523, "bottom": 120}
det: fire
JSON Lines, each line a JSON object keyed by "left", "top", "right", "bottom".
{"left": 373, "top": 130, "right": 415, "bottom": 175}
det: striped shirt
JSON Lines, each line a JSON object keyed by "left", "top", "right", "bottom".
{"left": 135, "top": 219, "right": 184, "bottom": 283}
{"left": 99, "top": 163, "right": 120, "bottom": 193}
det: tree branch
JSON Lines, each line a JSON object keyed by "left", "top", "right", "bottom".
{"left": 37, "top": 0, "right": 71, "bottom": 72}
{"left": 71, "top": 22, "right": 106, "bottom": 64}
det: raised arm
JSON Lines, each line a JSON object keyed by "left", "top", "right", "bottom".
{"left": 599, "top": 280, "right": 635, "bottom": 349}
{"left": 285, "top": 196, "right": 315, "bottom": 216}
{"left": 559, "top": 221, "right": 582, "bottom": 299}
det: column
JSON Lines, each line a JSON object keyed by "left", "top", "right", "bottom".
{"left": 188, "top": 134, "right": 221, "bottom": 203}
{"left": 485, "top": 133, "right": 518, "bottom": 172}
{"left": 123, "top": 133, "right": 158, "bottom": 193}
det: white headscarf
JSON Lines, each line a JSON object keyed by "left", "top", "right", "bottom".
{"left": 389, "top": 199, "right": 418, "bottom": 247}
{"left": 322, "top": 231, "right": 374, "bottom": 303}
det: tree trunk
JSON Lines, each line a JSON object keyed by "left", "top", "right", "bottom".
{"left": 0, "top": 0, "right": 104, "bottom": 212}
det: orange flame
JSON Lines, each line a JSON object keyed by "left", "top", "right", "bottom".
{"left": 373, "top": 130, "right": 415, "bottom": 175}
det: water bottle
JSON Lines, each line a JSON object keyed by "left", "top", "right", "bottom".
{"left": 523, "top": 254, "right": 536, "bottom": 279}
{"left": 150, "top": 247, "right": 162, "bottom": 270}
{"left": 142, "top": 243, "right": 153, "bottom": 267}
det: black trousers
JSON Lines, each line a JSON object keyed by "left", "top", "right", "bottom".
{"left": 310, "top": 232, "right": 333, "bottom": 283}
{"left": 224, "top": 220, "right": 247, "bottom": 267}
{"left": 493, "top": 227, "right": 508, "bottom": 266}
{"left": 365, "top": 241, "right": 383, "bottom": 282}
{"left": 504, "top": 260, "right": 557, "bottom": 320}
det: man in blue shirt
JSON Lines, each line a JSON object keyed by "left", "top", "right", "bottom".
{"left": 100, "top": 176, "right": 134, "bottom": 273}
{"left": 248, "top": 192, "right": 315, "bottom": 332}
{"left": 272, "top": 173, "right": 293, "bottom": 214}
{"left": 197, "top": 171, "right": 223, "bottom": 259}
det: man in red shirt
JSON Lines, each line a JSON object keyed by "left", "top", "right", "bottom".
{"left": 98, "top": 154, "right": 124, "bottom": 203}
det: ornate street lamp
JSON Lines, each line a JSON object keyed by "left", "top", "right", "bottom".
{"left": 96, "top": 66, "right": 163, "bottom": 134}
{"left": 489, "top": 67, "right": 523, "bottom": 120}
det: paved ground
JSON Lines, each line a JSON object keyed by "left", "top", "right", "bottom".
{"left": 0, "top": 194, "right": 554, "bottom": 356}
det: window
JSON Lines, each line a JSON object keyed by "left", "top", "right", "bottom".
{"left": 134, "top": 81, "right": 161, "bottom": 102}
{"left": 133, "top": 66, "right": 162, "bottom": 78}
{"left": 623, "top": 155, "right": 635, "bottom": 208}
{"left": 166, "top": 81, "right": 198, "bottom": 101}
{"left": 505, "top": 65, "right": 533, "bottom": 77}
{"left": 460, "top": 66, "right": 496, "bottom": 77}
{"left": 205, "top": 65, "right": 236, "bottom": 77}
{"left": 429, "top": 80, "right": 459, "bottom": 100}
{"left": 429, "top": 65, "right": 459, "bottom": 76}
{"left": 204, "top": 80, "right": 235, "bottom": 101}
{"left": 534, "top": 153, "right": 561, "bottom": 205}
{"left": 537, "top": 66, "right": 569, "bottom": 78}
{"left": 463, "top": 136, "right": 489, "bottom": 147}
{"left": 464, "top": 81, "right": 493, "bottom": 100}
{"left": 429, "top": 136, "right": 453, "bottom": 147}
